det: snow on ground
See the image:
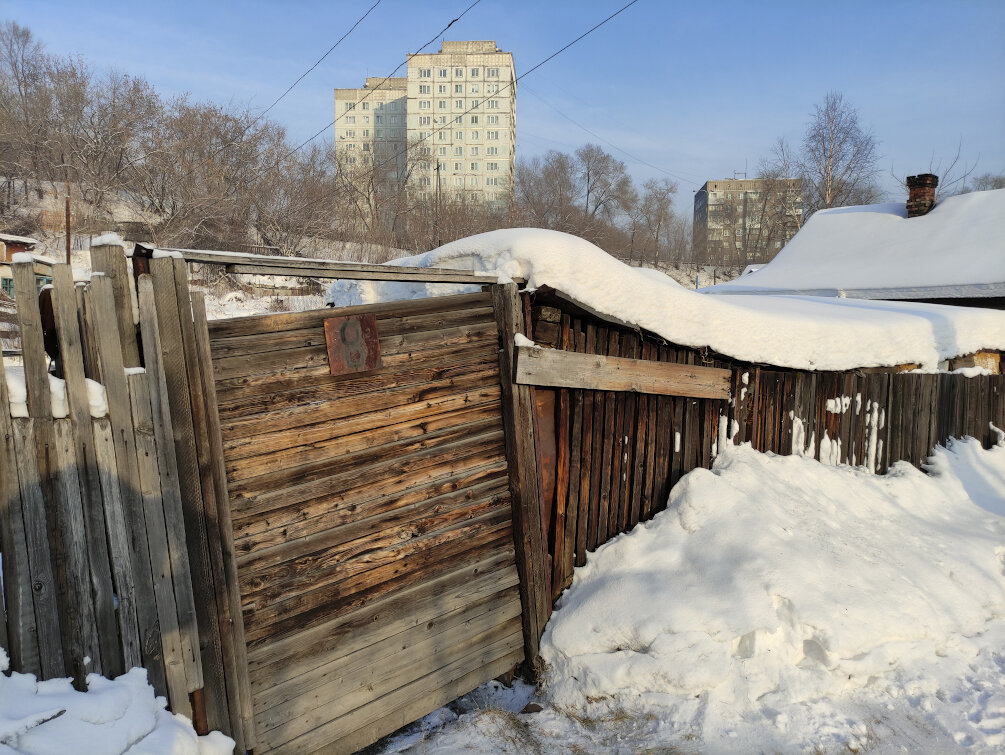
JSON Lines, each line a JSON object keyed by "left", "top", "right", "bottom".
{"left": 710, "top": 189, "right": 1005, "bottom": 294}
{"left": 325, "top": 228, "right": 1005, "bottom": 372}
{"left": 377, "top": 438, "right": 1005, "bottom": 754}
{"left": 0, "top": 650, "right": 233, "bottom": 754}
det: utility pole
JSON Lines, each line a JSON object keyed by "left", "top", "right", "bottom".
{"left": 65, "top": 182, "right": 72, "bottom": 265}
{"left": 433, "top": 161, "right": 441, "bottom": 250}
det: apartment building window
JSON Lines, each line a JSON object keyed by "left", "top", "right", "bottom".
{"left": 376, "top": 102, "right": 383, "bottom": 110}
{"left": 419, "top": 100, "right": 430, "bottom": 109}
{"left": 487, "top": 84, "right": 500, "bottom": 94}
{"left": 346, "top": 156, "right": 356, "bottom": 164}
{"left": 487, "top": 68, "right": 499, "bottom": 78}
{"left": 420, "top": 177, "right": 431, "bottom": 187}
{"left": 345, "top": 129, "right": 355, "bottom": 138}
{"left": 455, "top": 67, "right": 464, "bottom": 76}
{"left": 470, "top": 177, "right": 478, "bottom": 186}
{"left": 344, "top": 103, "right": 355, "bottom": 111}
{"left": 362, "top": 129, "right": 370, "bottom": 137}
{"left": 471, "top": 68, "right": 479, "bottom": 77}
{"left": 454, "top": 178, "right": 463, "bottom": 187}
{"left": 438, "top": 100, "right": 446, "bottom": 109}
{"left": 438, "top": 131, "right": 446, "bottom": 140}
{"left": 376, "top": 129, "right": 383, "bottom": 138}
{"left": 486, "top": 177, "right": 498, "bottom": 186}
{"left": 486, "top": 146, "right": 498, "bottom": 155}
{"left": 470, "top": 146, "right": 479, "bottom": 156}
{"left": 487, "top": 162, "right": 499, "bottom": 170}
{"left": 455, "top": 131, "right": 463, "bottom": 140}
{"left": 454, "top": 147, "right": 463, "bottom": 156}
{"left": 438, "top": 68, "right": 447, "bottom": 77}
{"left": 470, "top": 115, "right": 479, "bottom": 124}
{"left": 363, "top": 116, "right": 370, "bottom": 124}
{"left": 470, "top": 84, "right": 480, "bottom": 94}
{"left": 419, "top": 85, "right": 430, "bottom": 94}
{"left": 375, "top": 115, "right": 384, "bottom": 124}
{"left": 470, "top": 131, "right": 479, "bottom": 140}
{"left": 438, "top": 84, "right": 447, "bottom": 93}
{"left": 470, "top": 162, "right": 479, "bottom": 171}
{"left": 455, "top": 100, "right": 463, "bottom": 108}
{"left": 391, "top": 101, "right": 399, "bottom": 110}
{"left": 362, "top": 102, "right": 369, "bottom": 110}
{"left": 438, "top": 146, "right": 447, "bottom": 155}
{"left": 487, "top": 115, "right": 499, "bottom": 125}
{"left": 346, "top": 142, "right": 356, "bottom": 149}
{"left": 454, "top": 163, "right": 462, "bottom": 171}
{"left": 362, "top": 143, "right": 370, "bottom": 151}
{"left": 419, "top": 68, "right": 431, "bottom": 78}
{"left": 487, "top": 100, "right": 499, "bottom": 109}
{"left": 419, "top": 116, "right": 430, "bottom": 125}
{"left": 454, "top": 115, "right": 462, "bottom": 124}
{"left": 454, "top": 84, "right": 463, "bottom": 93}
{"left": 390, "top": 115, "right": 400, "bottom": 124}
{"left": 487, "top": 130, "right": 499, "bottom": 140}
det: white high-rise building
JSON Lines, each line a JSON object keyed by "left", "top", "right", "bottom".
{"left": 334, "top": 41, "right": 515, "bottom": 207}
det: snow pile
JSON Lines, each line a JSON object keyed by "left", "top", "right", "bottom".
{"left": 90, "top": 232, "right": 128, "bottom": 250}
{"left": 539, "top": 440, "right": 1005, "bottom": 753}
{"left": 0, "top": 649, "right": 233, "bottom": 754}
{"left": 4, "top": 367, "right": 108, "bottom": 418}
{"left": 324, "top": 228, "right": 1005, "bottom": 371}
{"left": 711, "top": 189, "right": 1005, "bottom": 294}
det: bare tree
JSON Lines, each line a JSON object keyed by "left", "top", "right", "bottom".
{"left": 799, "top": 92, "right": 880, "bottom": 215}
{"left": 964, "top": 172, "right": 1005, "bottom": 192}
{"left": 631, "top": 177, "right": 677, "bottom": 266}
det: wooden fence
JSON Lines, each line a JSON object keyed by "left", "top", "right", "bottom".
{"left": 202, "top": 286, "right": 540, "bottom": 753}
{"left": 0, "top": 256, "right": 204, "bottom": 717}
{"left": 524, "top": 296, "right": 1005, "bottom": 599}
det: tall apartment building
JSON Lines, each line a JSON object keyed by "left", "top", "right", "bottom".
{"left": 692, "top": 178, "right": 803, "bottom": 266}
{"left": 333, "top": 41, "right": 516, "bottom": 207}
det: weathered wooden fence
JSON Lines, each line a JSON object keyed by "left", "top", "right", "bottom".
{"left": 0, "top": 254, "right": 204, "bottom": 718}
{"left": 524, "top": 296, "right": 1005, "bottom": 598}
{"left": 202, "top": 286, "right": 540, "bottom": 753}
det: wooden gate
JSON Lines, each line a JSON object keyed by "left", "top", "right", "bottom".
{"left": 203, "top": 291, "right": 527, "bottom": 753}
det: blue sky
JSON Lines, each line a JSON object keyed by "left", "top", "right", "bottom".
{"left": 3, "top": 0, "right": 1003, "bottom": 210}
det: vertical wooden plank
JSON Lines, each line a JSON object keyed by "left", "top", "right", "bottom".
{"left": 587, "top": 326, "right": 606, "bottom": 551}
{"left": 639, "top": 341, "right": 660, "bottom": 520}
{"left": 576, "top": 324, "right": 596, "bottom": 564}
{"left": 492, "top": 283, "right": 548, "bottom": 673}
{"left": 172, "top": 261, "right": 247, "bottom": 751}
{"left": 127, "top": 371, "right": 192, "bottom": 718}
{"left": 629, "top": 340, "right": 651, "bottom": 528}
{"left": 137, "top": 277, "right": 203, "bottom": 695}
{"left": 150, "top": 256, "right": 230, "bottom": 734}
{"left": 191, "top": 293, "right": 257, "bottom": 746}
{"left": 0, "top": 357, "right": 40, "bottom": 675}
{"left": 90, "top": 244, "right": 140, "bottom": 367}
{"left": 597, "top": 330, "right": 619, "bottom": 544}
{"left": 616, "top": 333, "right": 638, "bottom": 534}
{"left": 11, "top": 261, "right": 65, "bottom": 680}
{"left": 51, "top": 264, "right": 118, "bottom": 676}
{"left": 551, "top": 315, "right": 572, "bottom": 598}
{"left": 91, "top": 417, "right": 142, "bottom": 669}
{"left": 87, "top": 275, "right": 167, "bottom": 696}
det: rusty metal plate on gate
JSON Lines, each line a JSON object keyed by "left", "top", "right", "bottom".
{"left": 324, "top": 314, "right": 382, "bottom": 377}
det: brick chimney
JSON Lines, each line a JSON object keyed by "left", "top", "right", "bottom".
{"left": 906, "top": 173, "right": 938, "bottom": 217}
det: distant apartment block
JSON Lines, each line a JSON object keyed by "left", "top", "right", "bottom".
{"left": 692, "top": 178, "right": 803, "bottom": 265}
{"left": 334, "top": 41, "right": 516, "bottom": 206}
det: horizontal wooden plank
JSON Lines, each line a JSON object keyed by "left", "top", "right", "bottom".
{"left": 237, "top": 482, "right": 511, "bottom": 578}
{"left": 207, "top": 291, "right": 492, "bottom": 339}
{"left": 247, "top": 549, "right": 518, "bottom": 683}
{"left": 225, "top": 264, "right": 498, "bottom": 284}
{"left": 209, "top": 306, "right": 496, "bottom": 360}
{"left": 227, "top": 414, "right": 502, "bottom": 498}
{"left": 213, "top": 336, "right": 499, "bottom": 405}
{"left": 515, "top": 345, "right": 732, "bottom": 399}
{"left": 240, "top": 506, "right": 513, "bottom": 615}
{"left": 242, "top": 525, "right": 514, "bottom": 647}
{"left": 217, "top": 345, "right": 498, "bottom": 424}
{"left": 221, "top": 373, "right": 501, "bottom": 443}
{"left": 232, "top": 457, "right": 508, "bottom": 547}
{"left": 236, "top": 475, "right": 510, "bottom": 570}
{"left": 258, "top": 614, "right": 523, "bottom": 746}
{"left": 226, "top": 400, "right": 500, "bottom": 482}
{"left": 268, "top": 635, "right": 522, "bottom": 754}
{"left": 254, "top": 593, "right": 522, "bottom": 733}
{"left": 231, "top": 435, "right": 507, "bottom": 521}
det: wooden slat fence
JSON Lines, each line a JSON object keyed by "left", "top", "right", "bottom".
{"left": 0, "top": 258, "right": 204, "bottom": 720}
{"left": 204, "top": 288, "right": 535, "bottom": 753}
{"left": 526, "top": 297, "right": 1005, "bottom": 598}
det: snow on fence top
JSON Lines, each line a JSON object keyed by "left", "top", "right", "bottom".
{"left": 325, "top": 227, "right": 1005, "bottom": 372}
{"left": 710, "top": 188, "right": 1005, "bottom": 296}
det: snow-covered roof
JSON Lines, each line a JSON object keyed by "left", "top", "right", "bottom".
{"left": 708, "top": 188, "right": 1005, "bottom": 299}
{"left": 0, "top": 232, "right": 39, "bottom": 247}
{"left": 325, "top": 228, "right": 1005, "bottom": 372}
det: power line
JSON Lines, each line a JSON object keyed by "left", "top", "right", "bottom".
{"left": 521, "top": 84, "right": 703, "bottom": 186}
{"left": 292, "top": 0, "right": 641, "bottom": 214}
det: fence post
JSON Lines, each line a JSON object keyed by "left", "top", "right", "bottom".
{"left": 492, "top": 282, "right": 547, "bottom": 673}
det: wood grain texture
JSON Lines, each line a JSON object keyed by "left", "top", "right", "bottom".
{"left": 515, "top": 345, "right": 732, "bottom": 399}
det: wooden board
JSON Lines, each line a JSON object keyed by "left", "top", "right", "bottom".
{"left": 514, "top": 345, "right": 732, "bottom": 399}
